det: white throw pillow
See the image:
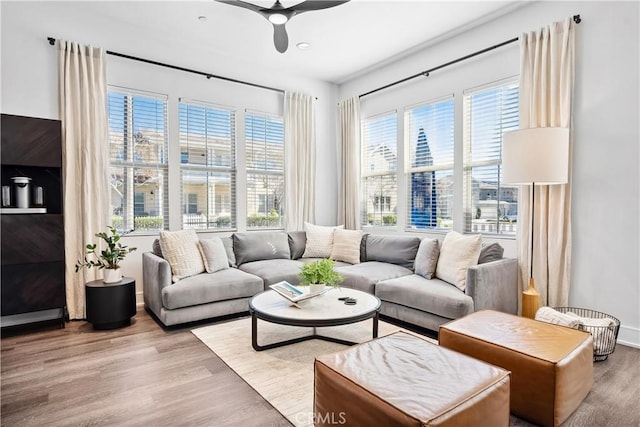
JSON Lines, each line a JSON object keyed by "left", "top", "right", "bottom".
{"left": 435, "top": 231, "right": 482, "bottom": 291}
{"left": 198, "top": 238, "right": 230, "bottom": 274}
{"left": 302, "top": 222, "right": 344, "bottom": 258}
{"left": 159, "top": 229, "right": 205, "bottom": 282}
{"left": 330, "top": 229, "right": 363, "bottom": 264}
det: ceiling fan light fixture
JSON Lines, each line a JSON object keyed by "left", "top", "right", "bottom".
{"left": 296, "top": 42, "right": 311, "bottom": 50}
{"left": 268, "top": 13, "right": 288, "bottom": 25}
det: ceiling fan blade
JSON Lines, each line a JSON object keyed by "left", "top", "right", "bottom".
{"left": 215, "top": 0, "right": 266, "bottom": 14}
{"left": 287, "top": 0, "right": 350, "bottom": 13}
{"left": 272, "top": 24, "right": 289, "bottom": 53}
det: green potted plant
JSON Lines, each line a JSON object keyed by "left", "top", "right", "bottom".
{"left": 299, "top": 259, "right": 344, "bottom": 293}
{"left": 75, "top": 226, "right": 137, "bottom": 283}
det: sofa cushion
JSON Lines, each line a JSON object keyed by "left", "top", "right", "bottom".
{"left": 376, "top": 274, "right": 474, "bottom": 320}
{"left": 330, "top": 229, "right": 363, "bottom": 265}
{"left": 239, "top": 259, "right": 305, "bottom": 288}
{"left": 233, "top": 231, "right": 290, "bottom": 266}
{"left": 288, "top": 231, "right": 307, "bottom": 260}
{"left": 198, "top": 238, "right": 229, "bottom": 273}
{"left": 478, "top": 242, "right": 504, "bottom": 264}
{"left": 221, "top": 236, "right": 237, "bottom": 268}
{"left": 159, "top": 229, "right": 205, "bottom": 282}
{"left": 302, "top": 222, "right": 344, "bottom": 258}
{"left": 161, "top": 268, "right": 263, "bottom": 310}
{"left": 336, "top": 261, "right": 413, "bottom": 294}
{"left": 435, "top": 231, "right": 482, "bottom": 291}
{"left": 365, "top": 235, "right": 421, "bottom": 269}
{"left": 152, "top": 238, "right": 163, "bottom": 258}
{"left": 414, "top": 237, "right": 440, "bottom": 279}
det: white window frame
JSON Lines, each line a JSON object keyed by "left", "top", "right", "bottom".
{"left": 361, "top": 111, "right": 398, "bottom": 228}
{"left": 404, "top": 95, "right": 455, "bottom": 232}
{"left": 244, "top": 110, "right": 285, "bottom": 230}
{"left": 463, "top": 76, "right": 520, "bottom": 236}
{"left": 178, "top": 98, "right": 237, "bottom": 231}
{"left": 107, "top": 86, "right": 169, "bottom": 233}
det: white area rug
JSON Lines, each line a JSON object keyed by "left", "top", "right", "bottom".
{"left": 192, "top": 317, "right": 427, "bottom": 426}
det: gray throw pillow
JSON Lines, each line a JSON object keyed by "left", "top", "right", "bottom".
{"left": 288, "top": 231, "right": 307, "bottom": 260}
{"left": 233, "top": 231, "right": 291, "bottom": 266}
{"left": 152, "top": 238, "right": 163, "bottom": 258}
{"left": 414, "top": 238, "right": 440, "bottom": 279}
{"left": 198, "top": 238, "right": 229, "bottom": 273}
{"left": 365, "top": 235, "right": 421, "bottom": 269}
{"left": 221, "top": 236, "right": 237, "bottom": 268}
{"left": 478, "top": 242, "right": 504, "bottom": 264}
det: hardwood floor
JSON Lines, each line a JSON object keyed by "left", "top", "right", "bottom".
{"left": 1, "top": 309, "right": 290, "bottom": 427}
{"left": 2, "top": 308, "right": 639, "bottom": 427}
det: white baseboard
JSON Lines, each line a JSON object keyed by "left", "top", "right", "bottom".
{"left": 136, "top": 291, "right": 144, "bottom": 307}
{"left": 617, "top": 325, "right": 640, "bottom": 349}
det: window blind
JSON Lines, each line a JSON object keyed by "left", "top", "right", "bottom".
{"left": 245, "top": 112, "right": 285, "bottom": 229}
{"left": 107, "top": 87, "right": 169, "bottom": 232}
{"left": 179, "top": 100, "right": 236, "bottom": 230}
{"left": 405, "top": 96, "right": 455, "bottom": 230}
{"left": 361, "top": 112, "right": 398, "bottom": 227}
{"left": 463, "top": 77, "right": 519, "bottom": 235}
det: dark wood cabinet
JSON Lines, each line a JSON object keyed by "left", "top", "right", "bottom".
{"left": 1, "top": 114, "right": 66, "bottom": 327}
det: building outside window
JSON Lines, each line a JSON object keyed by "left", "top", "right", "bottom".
{"left": 245, "top": 112, "right": 285, "bottom": 229}
{"left": 405, "top": 96, "right": 455, "bottom": 231}
{"left": 108, "top": 88, "right": 168, "bottom": 232}
{"left": 463, "top": 77, "right": 519, "bottom": 235}
{"left": 179, "top": 100, "right": 236, "bottom": 230}
{"left": 361, "top": 112, "right": 398, "bottom": 227}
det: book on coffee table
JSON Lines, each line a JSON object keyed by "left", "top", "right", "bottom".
{"left": 269, "top": 281, "right": 329, "bottom": 304}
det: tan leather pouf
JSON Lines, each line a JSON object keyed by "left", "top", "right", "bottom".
{"left": 439, "top": 310, "right": 593, "bottom": 427}
{"left": 314, "top": 331, "right": 510, "bottom": 427}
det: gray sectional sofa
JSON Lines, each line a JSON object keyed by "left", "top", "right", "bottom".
{"left": 143, "top": 231, "right": 518, "bottom": 331}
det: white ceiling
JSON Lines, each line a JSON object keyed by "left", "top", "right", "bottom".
{"left": 68, "top": 0, "right": 526, "bottom": 84}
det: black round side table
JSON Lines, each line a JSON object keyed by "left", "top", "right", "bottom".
{"left": 85, "top": 277, "right": 136, "bottom": 330}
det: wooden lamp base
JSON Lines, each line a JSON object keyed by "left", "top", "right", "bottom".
{"left": 522, "top": 278, "right": 541, "bottom": 319}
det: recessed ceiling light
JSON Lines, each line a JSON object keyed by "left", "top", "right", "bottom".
{"left": 296, "top": 42, "right": 311, "bottom": 50}
{"left": 198, "top": 16, "right": 208, "bottom": 22}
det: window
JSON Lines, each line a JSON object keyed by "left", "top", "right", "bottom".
{"left": 179, "top": 101, "right": 236, "bottom": 230}
{"left": 108, "top": 88, "right": 168, "bottom": 232}
{"left": 245, "top": 112, "right": 285, "bottom": 229}
{"left": 361, "top": 112, "right": 397, "bottom": 227}
{"left": 463, "top": 78, "right": 519, "bottom": 235}
{"left": 134, "top": 192, "right": 145, "bottom": 216}
{"left": 185, "top": 193, "right": 198, "bottom": 214}
{"left": 405, "top": 96, "right": 455, "bottom": 231}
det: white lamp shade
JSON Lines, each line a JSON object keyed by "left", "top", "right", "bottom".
{"left": 502, "top": 127, "right": 570, "bottom": 185}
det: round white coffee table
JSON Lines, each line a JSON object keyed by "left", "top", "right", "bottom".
{"left": 249, "top": 288, "right": 381, "bottom": 351}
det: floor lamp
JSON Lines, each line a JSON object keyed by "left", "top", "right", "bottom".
{"left": 503, "top": 127, "right": 570, "bottom": 318}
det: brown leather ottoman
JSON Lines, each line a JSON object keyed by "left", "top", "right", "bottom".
{"left": 314, "top": 331, "right": 510, "bottom": 427}
{"left": 439, "top": 310, "right": 593, "bottom": 427}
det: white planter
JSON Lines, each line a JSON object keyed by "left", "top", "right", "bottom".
{"left": 103, "top": 268, "right": 122, "bottom": 284}
{"left": 309, "top": 283, "right": 326, "bottom": 294}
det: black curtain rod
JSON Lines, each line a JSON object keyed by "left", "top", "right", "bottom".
{"left": 359, "top": 14, "right": 582, "bottom": 99}
{"left": 47, "top": 37, "right": 285, "bottom": 95}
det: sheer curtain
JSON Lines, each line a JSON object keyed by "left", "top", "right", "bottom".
{"left": 517, "top": 18, "right": 575, "bottom": 308}
{"left": 58, "top": 41, "right": 110, "bottom": 319}
{"left": 337, "top": 96, "right": 360, "bottom": 230}
{"left": 284, "top": 92, "right": 316, "bottom": 231}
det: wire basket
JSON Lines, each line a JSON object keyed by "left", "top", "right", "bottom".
{"left": 553, "top": 307, "right": 620, "bottom": 361}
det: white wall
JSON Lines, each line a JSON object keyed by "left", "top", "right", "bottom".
{"left": 1, "top": 1, "right": 339, "bottom": 306}
{"left": 2, "top": 1, "right": 638, "bottom": 347}
{"left": 339, "top": 1, "right": 640, "bottom": 347}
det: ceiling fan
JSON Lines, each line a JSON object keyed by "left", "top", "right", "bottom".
{"left": 216, "top": 1, "right": 350, "bottom": 53}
